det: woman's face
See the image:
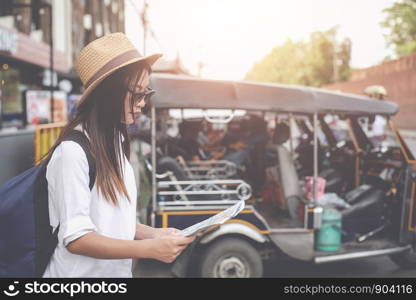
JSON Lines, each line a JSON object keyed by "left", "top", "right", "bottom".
{"left": 123, "top": 70, "right": 150, "bottom": 125}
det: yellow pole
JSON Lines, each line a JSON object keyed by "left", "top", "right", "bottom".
{"left": 41, "top": 128, "right": 48, "bottom": 159}
{"left": 34, "top": 126, "right": 41, "bottom": 164}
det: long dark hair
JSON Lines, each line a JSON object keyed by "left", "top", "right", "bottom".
{"left": 41, "top": 60, "right": 151, "bottom": 205}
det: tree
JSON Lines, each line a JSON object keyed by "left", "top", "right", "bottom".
{"left": 381, "top": 0, "right": 416, "bottom": 56}
{"left": 244, "top": 27, "right": 351, "bottom": 87}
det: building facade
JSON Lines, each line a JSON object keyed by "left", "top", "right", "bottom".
{"left": 323, "top": 53, "right": 416, "bottom": 130}
{"left": 0, "top": 0, "right": 126, "bottom": 185}
{"left": 0, "top": 0, "right": 125, "bottom": 129}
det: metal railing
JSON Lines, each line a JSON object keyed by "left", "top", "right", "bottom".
{"left": 157, "top": 179, "right": 252, "bottom": 207}
{"left": 178, "top": 157, "right": 238, "bottom": 180}
{"left": 182, "top": 160, "right": 239, "bottom": 180}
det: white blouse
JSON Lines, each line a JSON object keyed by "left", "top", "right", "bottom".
{"left": 43, "top": 126, "right": 137, "bottom": 278}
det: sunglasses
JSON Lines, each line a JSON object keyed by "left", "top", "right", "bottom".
{"left": 128, "top": 87, "right": 155, "bottom": 104}
{"left": 127, "top": 87, "right": 155, "bottom": 114}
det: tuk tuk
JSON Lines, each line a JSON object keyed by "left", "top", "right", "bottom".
{"left": 135, "top": 73, "right": 416, "bottom": 277}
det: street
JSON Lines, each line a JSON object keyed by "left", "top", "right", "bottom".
{"left": 133, "top": 256, "right": 416, "bottom": 278}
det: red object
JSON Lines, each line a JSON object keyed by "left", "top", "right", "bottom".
{"left": 304, "top": 176, "right": 326, "bottom": 201}
{"left": 262, "top": 185, "right": 272, "bottom": 203}
{"left": 275, "top": 183, "right": 285, "bottom": 209}
{"left": 262, "top": 181, "right": 285, "bottom": 208}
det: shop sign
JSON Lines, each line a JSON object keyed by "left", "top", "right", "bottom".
{"left": 25, "top": 90, "right": 67, "bottom": 125}
{"left": 0, "top": 27, "right": 18, "bottom": 54}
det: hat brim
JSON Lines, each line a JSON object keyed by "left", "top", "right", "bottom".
{"left": 77, "top": 53, "right": 163, "bottom": 107}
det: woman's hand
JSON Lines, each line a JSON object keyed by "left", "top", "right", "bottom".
{"left": 147, "top": 234, "right": 196, "bottom": 263}
{"left": 66, "top": 229, "right": 195, "bottom": 261}
{"left": 152, "top": 227, "right": 181, "bottom": 238}
{"left": 135, "top": 224, "right": 181, "bottom": 240}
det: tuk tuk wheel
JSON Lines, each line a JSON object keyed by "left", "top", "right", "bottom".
{"left": 199, "top": 237, "right": 263, "bottom": 278}
{"left": 389, "top": 237, "right": 416, "bottom": 269}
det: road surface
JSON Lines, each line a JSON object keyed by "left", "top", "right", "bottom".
{"left": 133, "top": 255, "right": 416, "bottom": 278}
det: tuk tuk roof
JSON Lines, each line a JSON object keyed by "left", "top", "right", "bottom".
{"left": 150, "top": 73, "right": 399, "bottom": 115}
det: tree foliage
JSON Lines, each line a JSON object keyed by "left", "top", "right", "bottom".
{"left": 244, "top": 27, "right": 351, "bottom": 87}
{"left": 381, "top": 0, "right": 416, "bottom": 56}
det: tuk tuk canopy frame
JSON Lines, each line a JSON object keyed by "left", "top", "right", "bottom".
{"left": 150, "top": 73, "right": 399, "bottom": 116}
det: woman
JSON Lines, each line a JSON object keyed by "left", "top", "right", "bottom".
{"left": 42, "top": 33, "right": 195, "bottom": 278}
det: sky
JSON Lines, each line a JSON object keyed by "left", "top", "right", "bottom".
{"left": 125, "top": 0, "right": 396, "bottom": 80}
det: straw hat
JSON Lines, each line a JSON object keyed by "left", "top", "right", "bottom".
{"left": 75, "top": 32, "right": 163, "bottom": 106}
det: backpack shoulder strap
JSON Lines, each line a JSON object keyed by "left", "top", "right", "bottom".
{"left": 60, "top": 129, "right": 96, "bottom": 190}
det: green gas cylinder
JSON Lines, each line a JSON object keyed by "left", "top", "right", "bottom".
{"left": 315, "top": 207, "right": 342, "bottom": 252}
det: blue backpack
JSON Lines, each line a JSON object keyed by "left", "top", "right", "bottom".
{"left": 0, "top": 129, "right": 96, "bottom": 278}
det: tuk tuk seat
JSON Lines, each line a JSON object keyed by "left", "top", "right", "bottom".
{"left": 270, "top": 122, "right": 307, "bottom": 221}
